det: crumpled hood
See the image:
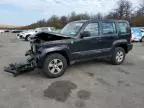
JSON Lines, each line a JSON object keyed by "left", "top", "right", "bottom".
{"left": 36, "top": 31, "right": 71, "bottom": 38}
{"left": 31, "top": 31, "right": 73, "bottom": 42}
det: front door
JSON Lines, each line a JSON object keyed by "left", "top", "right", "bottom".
{"left": 71, "top": 22, "right": 102, "bottom": 60}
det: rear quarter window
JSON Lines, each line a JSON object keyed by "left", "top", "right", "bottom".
{"left": 118, "top": 22, "right": 130, "bottom": 34}
{"left": 102, "top": 22, "right": 116, "bottom": 35}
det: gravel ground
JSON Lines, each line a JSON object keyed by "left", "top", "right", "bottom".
{"left": 0, "top": 33, "right": 144, "bottom": 108}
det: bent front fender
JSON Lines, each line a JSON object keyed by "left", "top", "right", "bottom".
{"left": 37, "top": 45, "right": 71, "bottom": 68}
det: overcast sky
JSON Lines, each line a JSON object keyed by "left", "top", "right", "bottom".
{"left": 0, "top": 0, "right": 141, "bottom": 25}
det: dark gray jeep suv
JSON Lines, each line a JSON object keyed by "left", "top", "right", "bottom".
{"left": 5, "top": 20, "right": 133, "bottom": 78}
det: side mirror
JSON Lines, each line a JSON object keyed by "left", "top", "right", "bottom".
{"left": 80, "top": 31, "right": 91, "bottom": 38}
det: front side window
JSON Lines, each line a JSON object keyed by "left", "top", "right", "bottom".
{"left": 118, "top": 22, "right": 129, "bottom": 34}
{"left": 60, "top": 22, "right": 83, "bottom": 37}
{"left": 84, "top": 23, "right": 99, "bottom": 36}
{"left": 102, "top": 22, "right": 116, "bottom": 35}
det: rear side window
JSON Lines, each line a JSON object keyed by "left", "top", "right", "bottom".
{"left": 118, "top": 22, "right": 129, "bottom": 34}
{"left": 102, "top": 22, "right": 116, "bottom": 35}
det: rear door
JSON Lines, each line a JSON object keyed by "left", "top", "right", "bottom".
{"left": 99, "top": 21, "right": 118, "bottom": 55}
{"left": 117, "top": 21, "right": 131, "bottom": 44}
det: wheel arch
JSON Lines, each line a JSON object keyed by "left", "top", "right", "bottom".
{"left": 114, "top": 44, "right": 128, "bottom": 53}
{"left": 44, "top": 50, "right": 70, "bottom": 65}
{"left": 112, "top": 40, "right": 128, "bottom": 53}
{"left": 38, "top": 46, "right": 71, "bottom": 68}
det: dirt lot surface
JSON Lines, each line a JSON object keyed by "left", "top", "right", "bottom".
{"left": 0, "top": 33, "right": 144, "bottom": 108}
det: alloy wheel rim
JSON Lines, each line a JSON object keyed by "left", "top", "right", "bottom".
{"left": 48, "top": 59, "right": 63, "bottom": 74}
{"left": 116, "top": 51, "right": 124, "bottom": 63}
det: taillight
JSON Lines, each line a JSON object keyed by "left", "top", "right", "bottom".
{"left": 130, "top": 34, "right": 132, "bottom": 43}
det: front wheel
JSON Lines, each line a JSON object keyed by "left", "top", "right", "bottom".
{"left": 43, "top": 53, "right": 67, "bottom": 78}
{"left": 111, "top": 47, "right": 125, "bottom": 65}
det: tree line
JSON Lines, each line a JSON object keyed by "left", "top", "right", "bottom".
{"left": 21, "top": 0, "right": 144, "bottom": 29}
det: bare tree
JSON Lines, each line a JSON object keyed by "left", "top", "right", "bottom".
{"left": 106, "top": 0, "right": 132, "bottom": 20}
{"left": 136, "top": 0, "right": 144, "bottom": 16}
{"left": 116, "top": 0, "right": 132, "bottom": 19}
{"left": 91, "top": 13, "right": 103, "bottom": 20}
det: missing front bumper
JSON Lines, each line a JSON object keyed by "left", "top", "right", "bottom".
{"left": 4, "top": 57, "right": 36, "bottom": 77}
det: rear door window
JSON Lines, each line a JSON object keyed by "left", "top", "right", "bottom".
{"left": 102, "top": 22, "right": 116, "bottom": 35}
{"left": 118, "top": 22, "right": 130, "bottom": 34}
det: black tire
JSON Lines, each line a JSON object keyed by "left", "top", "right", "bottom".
{"left": 43, "top": 53, "right": 67, "bottom": 78}
{"left": 25, "top": 35, "right": 30, "bottom": 41}
{"left": 111, "top": 47, "right": 125, "bottom": 65}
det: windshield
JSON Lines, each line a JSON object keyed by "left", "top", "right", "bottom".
{"left": 60, "top": 22, "right": 83, "bottom": 37}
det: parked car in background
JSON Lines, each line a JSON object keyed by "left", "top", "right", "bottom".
{"left": 131, "top": 27, "right": 143, "bottom": 42}
{"left": 17, "top": 30, "right": 36, "bottom": 41}
{"left": 11, "top": 30, "right": 23, "bottom": 33}
{"left": 35, "top": 27, "right": 55, "bottom": 33}
{"left": 17, "top": 27, "right": 55, "bottom": 41}
{"left": 140, "top": 27, "right": 144, "bottom": 42}
{"left": 0, "top": 30, "right": 5, "bottom": 33}
{"left": 53, "top": 29, "right": 61, "bottom": 33}
{"left": 4, "top": 30, "right": 10, "bottom": 32}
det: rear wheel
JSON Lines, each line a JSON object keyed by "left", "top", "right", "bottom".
{"left": 43, "top": 53, "right": 67, "bottom": 78}
{"left": 111, "top": 47, "right": 125, "bottom": 65}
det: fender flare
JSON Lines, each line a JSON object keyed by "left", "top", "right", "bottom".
{"left": 112, "top": 39, "right": 128, "bottom": 52}
{"left": 38, "top": 45, "right": 71, "bottom": 66}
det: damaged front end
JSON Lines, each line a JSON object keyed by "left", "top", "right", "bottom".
{"left": 4, "top": 32, "right": 71, "bottom": 77}
{"left": 4, "top": 53, "right": 36, "bottom": 77}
